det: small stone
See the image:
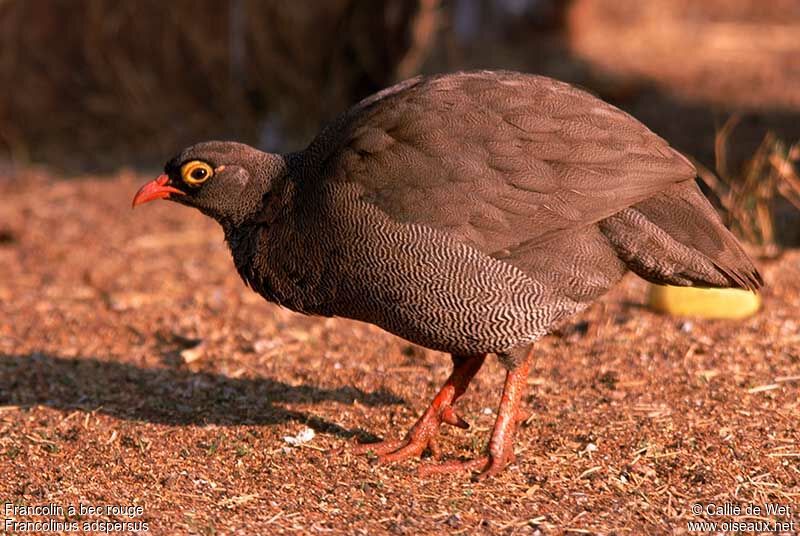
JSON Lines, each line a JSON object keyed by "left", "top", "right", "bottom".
{"left": 283, "top": 427, "right": 316, "bottom": 447}
{"left": 253, "top": 339, "right": 275, "bottom": 353}
{"left": 180, "top": 342, "right": 206, "bottom": 363}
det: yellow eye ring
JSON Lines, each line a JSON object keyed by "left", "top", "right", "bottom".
{"left": 181, "top": 161, "right": 214, "bottom": 186}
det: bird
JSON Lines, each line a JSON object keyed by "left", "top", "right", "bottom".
{"left": 132, "top": 70, "right": 762, "bottom": 480}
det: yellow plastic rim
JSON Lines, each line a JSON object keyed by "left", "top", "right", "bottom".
{"left": 648, "top": 285, "right": 761, "bottom": 319}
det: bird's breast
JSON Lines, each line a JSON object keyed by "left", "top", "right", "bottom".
{"left": 226, "top": 220, "right": 338, "bottom": 316}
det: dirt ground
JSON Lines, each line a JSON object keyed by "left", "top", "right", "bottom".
{"left": 1, "top": 170, "right": 799, "bottom": 535}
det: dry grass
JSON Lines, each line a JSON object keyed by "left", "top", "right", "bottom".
{"left": 695, "top": 117, "right": 800, "bottom": 253}
{"left": 0, "top": 0, "right": 438, "bottom": 170}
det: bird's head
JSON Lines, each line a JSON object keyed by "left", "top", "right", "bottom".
{"left": 132, "top": 141, "right": 285, "bottom": 225}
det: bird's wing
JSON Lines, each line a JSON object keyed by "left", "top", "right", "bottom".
{"left": 306, "top": 71, "right": 696, "bottom": 256}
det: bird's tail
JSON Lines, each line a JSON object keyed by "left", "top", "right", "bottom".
{"left": 599, "top": 179, "right": 762, "bottom": 291}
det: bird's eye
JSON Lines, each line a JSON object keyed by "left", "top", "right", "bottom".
{"left": 181, "top": 161, "right": 214, "bottom": 186}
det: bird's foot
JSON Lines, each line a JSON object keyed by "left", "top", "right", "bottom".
{"left": 353, "top": 403, "right": 469, "bottom": 462}
{"left": 417, "top": 410, "right": 525, "bottom": 480}
{"left": 418, "top": 346, "right": 535, "bottom": 480}
{"left": 354, "top": 354, "right": 485, "bottom": 464}
{"left": 418, "top": 450, "right": 516, "bottom": 480}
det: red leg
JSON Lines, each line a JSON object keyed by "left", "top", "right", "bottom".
{"left": 353, "top": 354, "right": 485, "bottom": 462}
{"left": 419, "top": 346, "right": 535, "bottom": 480}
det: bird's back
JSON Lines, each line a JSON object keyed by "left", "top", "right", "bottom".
{"left": 303, "top": 70, "right": 699, "bottom": 255}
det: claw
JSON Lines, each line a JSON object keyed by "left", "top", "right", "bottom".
{"left": 516, "top": 409, "right": 532, "bottom": 424}
{"left": 441, "top": 406, "right": 470, "bottom": 429}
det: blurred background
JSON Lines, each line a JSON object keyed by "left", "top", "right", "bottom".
{"left": 2, "top": 4, "right": 800, "bottom": 529}
{"left": 1, "top": 0, "right": 799, "bottom": 245}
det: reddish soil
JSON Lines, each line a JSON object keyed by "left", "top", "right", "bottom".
{"left": 1, "top": 171, "right": 799, "bottom": 534}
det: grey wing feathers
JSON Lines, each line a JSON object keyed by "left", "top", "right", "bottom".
{"left": 600, "top": 181, "right": 763, "bottom": 291}
{"left": 309, "top": 70, "right": 696, "bottom": 255}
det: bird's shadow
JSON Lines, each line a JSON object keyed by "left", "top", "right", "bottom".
{"left": 0, "top": 352, "right": 405, "bottom": 441}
